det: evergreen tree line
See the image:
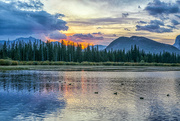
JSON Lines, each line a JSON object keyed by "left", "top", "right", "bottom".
{"left": 0, "top": 40, "right": 180, "bottom": 63}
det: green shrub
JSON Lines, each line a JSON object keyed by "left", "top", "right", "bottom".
{"left": 32, "top": 61, "right": 38, "bottom": 65}
{"left": 42, "top": 61, "right": 50, "bottom": 65}
{"left": 140, "top": 60, "right": 145, "bottom": 63}
{"left": 0, "top": 59, "right": 12, "bottom": 66}
{"left": 81, "top": 61, "right": 90, "bottom": 65}
{"left": 26, "top": 61, "right": 34, "bottom": 65}
{"left": 102, "top": 62, "right": 114, "bottom": 66}
{"left": 11, "top": 61, "right": 18, "bottom": 65}
{"left": 66, "top": 62, "right": 79, "bottom": 65}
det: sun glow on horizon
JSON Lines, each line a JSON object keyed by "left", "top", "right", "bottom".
{"left": 45, "top": 37, "right": 93, "bottom": 49}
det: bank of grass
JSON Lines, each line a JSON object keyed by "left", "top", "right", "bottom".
{"left": 1, "top": 59, "right": 180, "bottom": 67}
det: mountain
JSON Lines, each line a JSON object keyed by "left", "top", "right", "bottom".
{"left": 0, "top": 37, "right": 41, "bottom": 43}
{"left": 93, "top": 45, "right": 107, "bottom": 50}
{"left": 0, "top": 40, "right": 5, "bottom": 48}
{"left": 106, "top": 36, "right": 180, "bottom": 54}
{"left": 0, "top": 37, "right": 43, "bottom": 48}
{"left": 173, "top": 35, "right": 180, "bottom": 50}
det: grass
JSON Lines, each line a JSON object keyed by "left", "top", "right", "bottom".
{"left": 1, "top": 59, "right": 180, "bottom": 66}
{"left": 1, "top": 65, "right": 180, "bottom": 72}
{"left": 1, "top": 59, "right": 180, "bottom": 71}
{"left": 17, "top": 61, "right": 180, "bottom": 66}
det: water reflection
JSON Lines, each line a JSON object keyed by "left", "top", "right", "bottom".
{"left": 0, "top": 71, "right": 180, "bottom": 120}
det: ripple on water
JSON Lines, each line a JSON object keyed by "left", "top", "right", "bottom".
{"left": 0, "top": 71, "right": 180, "bottom": 120}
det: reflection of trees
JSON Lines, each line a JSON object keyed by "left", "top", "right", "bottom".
{"left": 2, "top": 71, "right": 180, "bottom": 120}
{"left": 0, "top": 71, "right": 100, "bottom": 94}
{"left": 0, "top": 71, "right": 67, "bottom": 120}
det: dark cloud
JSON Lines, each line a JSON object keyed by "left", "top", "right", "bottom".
{"left": 113, "top": 34, "right": 117, "bottom": 37}
{"left": 136, "top": 19, "right": 172, "bottom": 33}
{"left": 171, "top": 19, "right": 180, "bottom": 25}
{"left": 122, "top": 13, "right": 129, "bottom": 18}
{"left": 48, "top": 31, "right": 67, "bottom": 40}
{"left": 136, "top": 24, "right": 172, "bottom": 33}
{"left": 0, "top": 1, "right": 68, "bottom": 36}
{"left": 124, "top": 28, "right": 130, "bottom": 31}
{"left": 167, "top": 25, "right": 176, "bottom": 29}
{"left": 92, "top": 32, "right": 102, "bottom": 35}
{"left": 150, "top": 20, "right": 164, "bottom": 26}
{"left": 137, "top": 21, "right": 147, "bottom": 24}
{"left": 71, "top": 34, "right": 104, "bottom": 40}
{"left": 145, "top": 0, "right": 180, "bottom": 16}
{"left": 177, "top": 1, "right": 180, "bottom": 4}
{"left": 175, "top": 15, "right": 180, "bottom": 18}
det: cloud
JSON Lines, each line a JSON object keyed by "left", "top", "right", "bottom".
{"left": 150, "top": 20, "right": 164, "bottom": 26}
{"left": 177, "top": 0, "right": 180, "bottom": 4}
{"left": 97, "top": 27, "right": 102, "bottom": 29}
{"left": 48, "top": 31, "right": 67, "bottom": 40}
{"left": 70, "top": 34, "right": 104, "bottom": 40}
{"left": 175, "top": 15, "right": 180, "bottom": 18}
{"left": 67, "top": 37, "right": 84, "bottom": 43}
{"left": 122, "top": 13, "right": 129, "bottom": 18}
{"left": 136, "top": 25, "right": 172, "bottom": 33}
{"left": 69, "top": 17, "right": 138, "bottom": 26}
{"left": 137, "top": 21, "right": 147, "bottom": 24}
{"left": 92, "top": 32, "right": 102, "bottom": 35}
{"left": 0, "top": 1, "right": 68, "bottom": 37}
{"left": 171, "top": 19, "right": 180, "bottom": 25}
{"left": 15, "top": 0, "right": 44, "bottom": 10}
{"left": 145, "top": 0, "right": 180, "bottom": 16}
{"left": 140, "top": 0, "right": 180, "bottom": 33}
{"left": 167, "top": 25, "right": 176, "bottom": 29}
{"left": 136, "top": 19, "right": 172, "bottom": 33}
{"left": 124, "top": 28, "right": 130, "bottom": 31}
{"left": 113, "top": 34, "right": 117, "bottom": 37}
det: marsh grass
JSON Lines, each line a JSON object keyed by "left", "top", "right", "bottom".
{"left": 1, "top": 59, "right": 180, "bottom": 66}
{"left": 0, "top": 59, "right": 18, "bottom": 66}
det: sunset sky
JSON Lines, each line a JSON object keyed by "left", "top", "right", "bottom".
{"left": 0, "top": 0, "right": 180, "bottom": 46}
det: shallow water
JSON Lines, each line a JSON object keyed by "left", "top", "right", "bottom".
{"left": 0, "top": 70, "right": 180, "bottom": 121}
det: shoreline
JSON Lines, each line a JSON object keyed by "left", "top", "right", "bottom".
{"left": 1, "top": 65, "right": 180, "bottom": 72}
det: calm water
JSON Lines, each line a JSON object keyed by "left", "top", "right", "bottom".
{"left": 0, "top": 70, "right": 180, "bottom": 121}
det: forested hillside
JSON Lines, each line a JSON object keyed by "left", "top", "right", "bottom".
{"left": 0, "top": 40, "right": 180, "bottom": 63}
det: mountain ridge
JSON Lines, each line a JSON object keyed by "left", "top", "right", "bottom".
{"left": 106, "top": 36, "right": 180, "bottom": 54}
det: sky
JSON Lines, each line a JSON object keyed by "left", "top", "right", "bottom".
{"left": 0, "top": 0, "right": 180, "bottom": 46}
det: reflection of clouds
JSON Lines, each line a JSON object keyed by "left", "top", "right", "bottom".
{"left": 0, "top": 71, "right": 67, "bottom": 121}
{"left": 0, "top": 92, "right": 66, "bottom": 121}
{"left": 1, "top": 71, "right": 180, "bottom": 120}
{"left": 147, "top": 101, "right": 180, "bottom": 120}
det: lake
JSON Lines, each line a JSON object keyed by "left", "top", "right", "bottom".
{"left": 0, "top": 70, "right": 180, "bottom": 121}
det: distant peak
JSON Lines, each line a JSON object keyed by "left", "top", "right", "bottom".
{"left": 29, "top": 36, "right": 34, "bottom": 38}
{"left": 130, "top": 36, "right": 146, "bottom": 41}
{"left": 130, "top": 36, "right": 139, "bottom": 38}
{"left": 176, "top": 35, "right": 180, "bottom": 39}
{"left": 16, "top": 36, "right": 37, "bottom": 40}
{"left": 130, "top": 36, "right": 144, "bottom": 39}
